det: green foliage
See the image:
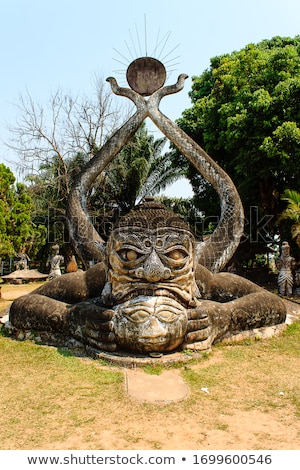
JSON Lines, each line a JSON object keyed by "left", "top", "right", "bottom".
{"left": 173, "top": 35, "right": 300, "bottom": 252}
{"left": 0, "top": 164, "right": 15, "bottom": 257}
{"left": 279, "top": 188, "right": 300, "bottom": 246}
{"left": 0, "top": 163, "right": 46, "bottom": 260}
{"left": 25, "top": 125, "right": 185, "bottom": 265}
{"left": 280, "top": 189, "right": 300, "bottom": 223}
{"left": 104, "top": 123, "right": 184, "bottom": 213}
{"left": 25, "top": 152, "right": 91, "bottom": 267}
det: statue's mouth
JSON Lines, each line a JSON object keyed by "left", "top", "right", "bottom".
{"left": 116, "top": 288, "right": 188, "bottom": 308}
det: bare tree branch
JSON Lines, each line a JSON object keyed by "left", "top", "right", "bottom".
{"left": 6, "top": 77, "right": 131, "bottom": 180}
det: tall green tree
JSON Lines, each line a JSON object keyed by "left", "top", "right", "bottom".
{"left": 173, "top": 35, "right": 300, "bottom": 251}
{"left": 0, "top": 163, "right": 15, "bottom": 258}
{"left": 0, "top": 163, "right": 46, "bottom": 261}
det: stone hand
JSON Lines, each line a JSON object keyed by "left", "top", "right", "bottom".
{"left": 67, "top": 302, "right": 117, "bottom": 352}
{"left": 183, "top": 304, "right": 212, "bottom": 351}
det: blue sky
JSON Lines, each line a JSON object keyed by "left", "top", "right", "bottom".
{"left": 0, "top": 0, "right": 300, "bottom": 196}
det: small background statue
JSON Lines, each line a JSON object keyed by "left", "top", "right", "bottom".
{"left": 227, "top": 262, "right": 237, "bottom": 274}
{"left": 294, "top": 267, "right": 300, "bottom": 296}
{"left": 14, "top": 248, "right": 30, "bottom": 270}
{"left": 66, "top": 255, "right": 78, "bottom": 273}
{"left": 277, "top": 241, "right": 296, "bottom": 297}
{"left": 46, "top": 245, "right": 64, "bottom": 280}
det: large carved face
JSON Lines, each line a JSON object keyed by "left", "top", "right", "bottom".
{"left": 106, "top": 216, "right": 196, "bottom": 353}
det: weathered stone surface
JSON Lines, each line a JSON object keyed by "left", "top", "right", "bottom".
{"left": 126, "top": 57, "right": 166, "bottom": 96}
{"left": 8, "top": 201, "right": 287, "bottom": 359}
{"left": 7, "top": 57, "right": 288, "bottom": 362}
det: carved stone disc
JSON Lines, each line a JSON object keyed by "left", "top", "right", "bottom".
{"left": 126, "top": 57, "right": 166, "bottom": 96}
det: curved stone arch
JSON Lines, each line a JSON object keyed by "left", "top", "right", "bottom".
{"left": 67, "top": 67, "right": 244, "bottom": 272}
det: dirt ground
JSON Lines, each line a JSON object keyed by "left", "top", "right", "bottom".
{"left": 1, "top": 281, "right": 300, "bottom": 450}
{"left": 0, "top": 282, "right": 43, "bottom": 302}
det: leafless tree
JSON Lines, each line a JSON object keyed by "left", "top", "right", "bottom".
{"left": 6, "top": 75, "right": 132, "bottom": 183}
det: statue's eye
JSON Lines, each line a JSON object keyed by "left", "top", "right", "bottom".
{"left": 156, "top": 310, "right": 179, "bottom": 322}
{"left": 118, "top": 249, "right": 139, "bottom": 262}
{"left": 126, "top": 311, "right": 150, "bottom": 323}
{"left": 167, "top": 249, "right": 187, "bottom": 260}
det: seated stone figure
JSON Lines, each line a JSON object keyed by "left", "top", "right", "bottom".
{"left": 14, "top": 248, "right": 30, "bottom": 270}
{"left": 9, "top": 199, "right": 286, "bottom": 355}
{"left": 8, "top": 56, "right": 287, "bottom": 356}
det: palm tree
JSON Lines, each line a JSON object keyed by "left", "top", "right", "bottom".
{"left": 279, "top": 189, "right": 300, "bottom": 246}
{"left": 101, "top": 123, "right": 185, "bottom": 212}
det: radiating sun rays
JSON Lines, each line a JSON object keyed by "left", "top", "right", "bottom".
{"left": 112, "top": 16, "right": 180, "bottom": 86}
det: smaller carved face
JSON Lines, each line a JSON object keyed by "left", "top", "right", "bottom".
{"left": 113, "top": 296, "right": 188, "bottom": 352}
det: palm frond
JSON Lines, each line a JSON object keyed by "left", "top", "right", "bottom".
{"left": 279, "top": 188, "right": 300, "bottom": 224}
{"left": 281, "top": 188, "right": 300, "bottom": 205}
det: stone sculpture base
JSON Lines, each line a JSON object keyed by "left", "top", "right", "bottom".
{"left": 88, "top": 322, "right": 287, "bottom": 367}
{"left": 5, "top": 318, "right": 288, "bottom": 368}
{"left": 1, "top": 269, "right": 48, "bottom": 284}
{"left": 90, "top": 349, "right": 204, "bottom": 368}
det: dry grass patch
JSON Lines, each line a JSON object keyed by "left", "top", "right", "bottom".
{"left": 0, "top": 322, "right": 300, "bottom": 450}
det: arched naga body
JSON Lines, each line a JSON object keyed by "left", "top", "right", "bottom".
{"left": 9, "top": 58, "right": 287, "bottom": 356}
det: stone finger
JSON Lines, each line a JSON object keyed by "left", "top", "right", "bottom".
{"left": 84, "top": 328, "right": 115, "bottom": 342}
{"left": 188, "top": 309, "right": 210, "bottom": 320}
{"left": 185, "top": 328, "right": 210, "bottom": 343}
{"left": 85, "top": 320, "right": 114, "bottom": 331}
{"left": 187, "top": 318, "right": 210, "bottom": 331}
{"left": 86, "top": 341, "right": 118, "bottom": 352}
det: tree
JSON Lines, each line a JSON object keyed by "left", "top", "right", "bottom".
{"left": 0, "top": 163, "right": 46, "bottom": 261}
{"left": 24, "top": 152, "right": 90, "bottom": 266}
{"left": 8, "top": 80, "right": 128, "bottom": 173}
{"left": 173, "top": 35, "right": 300, "bottom": 254}
{"left": 6, "top": 80, "right": 130, "bottom": 264}
{"left": 102, "top": 123, "right": 184, "bottom": 213}
{"left": 279, "top": 189, "right": 300, "bottom": 247}
{"left": 7, "top": 79, "right": 187, "bottom": 267}
{"left": 26, "top": 124, "right": 185, "bottom": 255}
{"left": 0, "top": 164, "right": 15, "bottom": 258}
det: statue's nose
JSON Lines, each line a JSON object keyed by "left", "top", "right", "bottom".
{"left": 140, "top": 250, "right": 171, "bottom": 282}
{"left": 141, "top": 316, "right": 166, "bottom": 339}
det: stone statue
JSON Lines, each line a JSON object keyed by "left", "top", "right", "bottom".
{"left": 66, "top": 255, "right": 78, "bottom": 273}
{"left": 9, "top": 198, "right": 286, "bottom": 355}
{"left": 46, "top": 245, "right": 64, "bottom": 280}
{"left": 277, "top": 241, "right": 295, "bottom": 297}
{"left": 14, "top": 248, "right": 30, "bottom": 270}
{"left": 8, "top": 56, "right": 287, "bottom": 357}
{"left": 227, "top": 263, "right": 237, "bottom": 274}
{"left": 294, "top": 268, "right": 300, "bottom": 296}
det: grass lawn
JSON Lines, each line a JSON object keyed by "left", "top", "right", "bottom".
{"left": 0, "top": 322, "right": 300, "bottom": 450}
